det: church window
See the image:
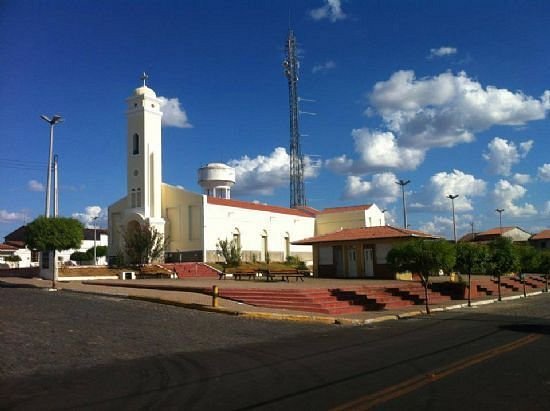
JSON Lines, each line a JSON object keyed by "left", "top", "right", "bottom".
{"left": 132, "top": 133, "right": 139, "bottom": 155}
{"left": 131, "top": 189, "right": 136, "bottom": 208}
{"left": 136, "top": 188, "right": 142, "bottom": 207}
{"left": 133, "top": 169, "right": 139, "bottom": 177}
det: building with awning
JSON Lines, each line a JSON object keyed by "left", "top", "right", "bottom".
{"left": 293, "top": 226, "right": 439, "bottom": 279}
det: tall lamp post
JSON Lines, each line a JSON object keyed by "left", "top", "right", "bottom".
{"left": 396, "top": 179, "right": 410, "bottom": 229}
{"left": 496, "top": 208, "right": 504, "bottom": 234}
{"left": 447, "top": 194, "right": 459, "bottom": 243}
{"left": 92, "top": 216, "right": 99, "bottom": 265}
{"left": 40, "top": 115, "right": 63, "bottom": 217}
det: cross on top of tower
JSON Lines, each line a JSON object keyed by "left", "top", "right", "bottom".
{"left": 141, "top": 72, "right": 149, "bottom": 87}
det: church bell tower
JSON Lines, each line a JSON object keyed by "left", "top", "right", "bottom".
{"left": 125, "top": 73, "right": 165, "bottom": 232}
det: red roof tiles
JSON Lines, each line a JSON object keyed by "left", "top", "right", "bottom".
{"left": 206, "top": 197, "right": 317, "bottom": 217}
{"left": 477, "top": 226, "right": 516, "bottom": 236}
{"left": 0, "top": 243, "right": 18, "bottom": 251}
{"left": 531, "top": 229, "right": 550, "bottom": 240}
{"left": 293, "top": 225, "right": 438, "bottom": 245}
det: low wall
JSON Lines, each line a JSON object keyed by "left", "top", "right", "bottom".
{"left": 0, "top": 267, "right": 40, "bottom": 278}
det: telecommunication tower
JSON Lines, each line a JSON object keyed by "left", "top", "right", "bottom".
{"left": 283, "top": 30, "right": 306, "bottom": 208}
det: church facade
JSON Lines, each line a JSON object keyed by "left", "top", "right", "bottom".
{"left": 108, "top": 81, "right": 385, "bottom": 265}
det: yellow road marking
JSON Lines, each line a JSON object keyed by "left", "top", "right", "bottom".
{"left": 333, "top": 333, "right": 541, "bottom": 411}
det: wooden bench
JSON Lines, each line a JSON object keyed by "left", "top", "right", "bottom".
{"left": 219, "top": 269, "right": 258, "bottom": 280}
{"left": 266, "top": 269, "right": 309, "bottom": 282}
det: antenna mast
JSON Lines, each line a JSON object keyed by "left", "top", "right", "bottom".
{"left": 283, "top": 30, "right": 306, "bottom": 208}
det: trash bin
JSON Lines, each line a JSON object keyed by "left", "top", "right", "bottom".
{"left": 120, "top": 271, "right": 135, "bottom": 280}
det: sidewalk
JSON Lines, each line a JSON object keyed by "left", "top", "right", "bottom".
{"left": 0, "top": 276, "right": 544, "bottom": 326}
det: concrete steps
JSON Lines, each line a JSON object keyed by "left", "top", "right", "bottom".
{"left": 220, "top": 289, "right": 365, "bottom": 315}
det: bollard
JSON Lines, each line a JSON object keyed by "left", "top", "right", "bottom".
{"left": 212, "top": 285, "right": 219, "bottom": 307}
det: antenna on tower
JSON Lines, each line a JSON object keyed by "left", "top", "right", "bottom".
{"left": 284, "top": 30, "right": 306, "bottom": 208}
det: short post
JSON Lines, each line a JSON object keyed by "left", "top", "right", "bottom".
{"left": 212, "top": 285, "right": 219, "bottom": 307}
{"left": 467, "top": 272, "right": 472, "bottom": 307}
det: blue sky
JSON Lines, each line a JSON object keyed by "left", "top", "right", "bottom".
{"left": 1, "top": 0, "right": 549, "bottom": 241}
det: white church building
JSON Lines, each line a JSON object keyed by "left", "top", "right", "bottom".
{"left": 108, "top": 81, "right": 385, "bottom": 265}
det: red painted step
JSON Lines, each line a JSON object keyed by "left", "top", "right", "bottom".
{"left": 219, "top": 289, "right": 365, "bottom": 314}
{"left": 161, "top": 263, "right": 220, "bottom": 278}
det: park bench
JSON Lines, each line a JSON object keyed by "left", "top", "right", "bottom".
{"left": 219, "top": 269, "right": 258, "bottom": 280}
{"left": 265, "top": 269, "right": 309, "bottom": 282}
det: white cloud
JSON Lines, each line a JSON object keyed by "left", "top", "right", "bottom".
{"left": 309, "top": 0, "right": 346, "bottom": 22}
{"left": 72, "top": 206, "right": 104, "bottom": 228}
{"left": 312, "top": 60, "right": 336, "bottom": 74}
{"left": 325, "top": 129, "right": 425, "bottom": 174}
{"left": 0, "top": 209, "right": 29, "bottom": 224}
{"left": 368, "top": 70, "right": 548, "bottom": 150}
{"left": 543, "top": 201, "right": 550, "bottom": 215}
{"left": 413, "top": 169, "right": 486, "bottom": 212}
{"left": 27, "top": 179, "right": 44, "bottom": 192}
{"left": 419, "top": 214, "right": 473, "bottom": 239}
{"left": 419, "top": 216, "right": 453, "bottom": 236}
{"left": 538, "top": 163, "right": 550, "bottom": 181}
{"left": 342, "top": 172, "right": 401, "bottom": 204}
{"left": 512, "top": 173, "right": 531, "bottom": 184}
{"left": 429, "top": 47, "right": 458, "bottom": 58}
{"left": 158, "top": 96, "right": 192, "bottom": 128}
{"left": 492, "top": 180, "right": 537, "bottom": 217}
{"left": 483, "top": 137, "right": 533, "bottom": 175}
{"left": 229, "top": 147, "right": 319, "bottom": 196}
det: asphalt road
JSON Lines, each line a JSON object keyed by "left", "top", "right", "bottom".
{"left": 1, "top": 287, "right": 550, "bottom": 410}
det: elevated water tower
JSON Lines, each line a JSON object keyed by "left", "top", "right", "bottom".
{"left": 198, "top": 163, "right": 236, "bottom": 199}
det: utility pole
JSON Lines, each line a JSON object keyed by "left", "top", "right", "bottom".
{"left": 496, "top": 208, "right": 504, "bottom": 234}
{"left": 53, "top": 155, "right": 59, "bottom": 217}
{"left": 92, "top": 216, "right": 99, "bottom": 265}
{"left": 447, "top": 194, "right": 459, "bottom": 243}
{"left": 41, "top": 115, "right": 63, "bottom": 217}
{"left": 396, "top": 180, "right": 410, "bottom": 229}
{"left": 284, "top": 30, "right": 306, "bottom": 208}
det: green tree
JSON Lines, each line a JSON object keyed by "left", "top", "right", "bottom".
{"left": 121, "top": 223, "right": 165, "bottom": 265}
{"left": 25, "top": 217, "right": 84, "bottom": 287}
{"left": 455, "top": 242, "right": 490, "bottom": 306}
{"left": 216, "top": 238, "right": 242, "bottom": 268}
{"left": 487, "top": 237, "right": 520, "bottom": 301}
{"left": 70, "top": 251, "right": 89, "bottom": 264}
{"left": 514, "top": 244, "right": 541, "bottom": 297}
{"left": 387, "top": 239, "right": 456, "bottom": 314}
{"left": 93, "top": 245, "right": 108, "bottom": 258}
{"left": 4, "top": 255, "right": 22, "bottom": 267}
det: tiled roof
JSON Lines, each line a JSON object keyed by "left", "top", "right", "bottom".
{"left": 477, "top": 226, "right": 515, "bottom": 236}
{"left": 531, "top": 229, "right": 550, "bottom": 240}
{"left": 206, "top": 197, "right": 317, "bottom": 218}
{"left": 4, "top": 225, "right": 27, "bottom": 242}
{"left": 293, "top": 225, "right": 438, "bottom": 245}
{"left": 0, "top": 243, "right": 18, "bottom": 251}
{"left": 318, "top": 204, "right": 373, "bottom": 214}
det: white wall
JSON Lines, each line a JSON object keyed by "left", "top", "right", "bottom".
{"left": 204, "top": 201, "right": 314, "bottom": 263}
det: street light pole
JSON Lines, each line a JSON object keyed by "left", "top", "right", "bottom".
{"left": 447, "top": 194, "right": 459, "bottom": 243}
{"left": 496, "top": 208, "right": 504, "bottom": 234}
{"left": 92, "top": 216, "right": 99, "bottom": 266}
{"left": 41, "top": 115, "right": 63, "bottom": 218}
{"left": 396, "top": 180, "right": 410, "bottom": 229}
